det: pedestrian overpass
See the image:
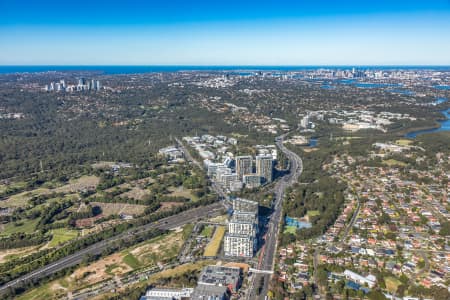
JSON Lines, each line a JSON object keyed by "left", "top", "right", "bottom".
{"left": 248, "top": 268, "right": 274, "bottom": 274}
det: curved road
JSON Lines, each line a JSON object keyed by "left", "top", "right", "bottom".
{"left": 247, "top": 133, "right": 303, "bottom": 299}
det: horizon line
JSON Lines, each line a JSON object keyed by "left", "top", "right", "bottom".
{"left": 1, "top": 64, "right": 450, "bottom": 67}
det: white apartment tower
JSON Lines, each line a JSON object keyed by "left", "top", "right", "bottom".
{"left": 224, "top": 234, "right": 254, "bottom": 258}
{"left": 224, "top": 198, "right": 258, "bottom": 258}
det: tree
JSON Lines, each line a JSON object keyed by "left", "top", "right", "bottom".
{"left": 317, "top": 268, "right": 329, "bottom": 287}
{"left": 439, "top": 221, "right": 450, "bottom": 236}
{"left": 368, "top": 290, "right": 387, "bottom": 300}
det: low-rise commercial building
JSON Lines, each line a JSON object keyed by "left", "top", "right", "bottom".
{"left": 190, "top": 284, "right": 228, "bottom": 300}
{"left": 197, "top": 265, "right": 242, "bottom": 292}
{"left": 140, "top": 287, "right": 193, "bottom": 300}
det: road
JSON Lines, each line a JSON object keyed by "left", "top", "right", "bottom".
{"left": 247, "top": 133, "right": 303, "bottom": 299}
{"left": 175, "top": 137, "right": 227, "bottom": 201}
{"left": 2, "top": 135, "right": 298, "bottom": 298}
{"left": 313, "top": 247, "right": 320, "bottom": 291}
{"left": 175, "top": 137, "right": 202, "bottom": 170}
{"left": 337, "top": 188, "right": 361, "bottom": 247}
{"left": 0, "top": 202, "right": 225, "bottom": 295}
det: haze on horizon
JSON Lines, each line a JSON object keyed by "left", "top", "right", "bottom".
{"left": 1, "top": 0, "right": 450, "bottom": 66}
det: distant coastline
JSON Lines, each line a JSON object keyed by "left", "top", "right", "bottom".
{"left": 1, "top": 65, "right": 450, "bottom": 75}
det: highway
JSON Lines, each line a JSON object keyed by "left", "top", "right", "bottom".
{"left": 0, "top": 202, "right": 225, "bottom": 295}
{"left": 1, "top": 135, "right": 298, "bottom": 297}
{"left": 247, "top": 133, "right": 303, "bottom": 299}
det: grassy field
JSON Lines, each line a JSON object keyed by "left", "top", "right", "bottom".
{"left": 383, "top": 159, "right": 407, "bottom": 167}
{"left": 91, "top": 202, "right": 147, "bottom": 216}
{"left": 208, "top": 214, "right": 228, "bottom": 223}
{"left": 0, "top": 218, "right": 40, "bottom": 236}
{"left": 182, "top": 223, "right": 194, "bottom": 240}
{"left": 89, "top": 262, "right": 209, "bottom": 297}
{"left": 283, "top": 226, "right": 297, "bottom": 234}
{"left": 396, "top": 139, "right": 413, "bottom": 146}
{"left": 15, "top": 225, "right": 191, "bottom": 296}
{"left": 149, "top": 260, "right": 214, "bottom": 283}
{"left": 91, "top": 161, "right": 116, "bottom": 169}
{"left": 65, "top": 229, "right": 186, "bottom": 290}
{"left": 385, "top": 276, "right": 402, "bottom": 293}
{"left": 54, "top": 175, "right": 100, "bottom": 193}
{"left": 128, "top": 230, "right": 183, "bottom": 266}
{"left": 1, "top": 176, "right": 99, "bottom": 209}
{"left": 203, "top": 226, "right": 225, "bottom": 256}
{"left": 200, "top": 225, "right": 214, "bottom": 238}
{"left": 0, "top": 246, "right": 41, "bottom": 263}
{"left": 168, "top": 186, "right": 199, "bottom": 201}
{"left": 307, "top": 210, "right": 320, "bottom": 217}
{"left": 0, "top": 181, "right": 27, "bottom": 195}
{"left": 48, "top": 229, "right": 79, "bottom": 248}
{"left": 224, "top": 262, "right": 249, "bottom": 273}
{"left": 69, "top": 253, "right": 131, "bottom": 287}
{"left": 119, "top": 186, "right": 152, "bottom": 201}
{"left": 97, "top": 261, "right": 216, "bottom": 298}
{"left": 15, "top": 281, "right": 66, "bottom": 300}
{"left": 1, "top": 188, "right": 50, "bottom": 208}
{"left": 122, "top": 253, "right": 141, "bottom": 269}
{"left": 105, "top": 263, "right": 120, "bottom": 275}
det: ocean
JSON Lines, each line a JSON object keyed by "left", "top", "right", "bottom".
{"left": 1, "top": 65, "right": 450, "bottom": 75}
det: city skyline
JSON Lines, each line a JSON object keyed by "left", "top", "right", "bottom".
{"left": 1, "top": 0, "right": 450, "bottom": 65}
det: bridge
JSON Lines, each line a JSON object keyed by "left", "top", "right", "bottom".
{"left": 248, "top": 268, "right": 274, "bottom": 275}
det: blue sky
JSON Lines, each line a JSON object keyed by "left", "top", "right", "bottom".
{"left": 1, "top": 0, "right": 450, "bottom": 65}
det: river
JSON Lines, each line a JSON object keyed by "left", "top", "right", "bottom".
{"left": 405, "top": 108, "right": 450, "bottom": 138}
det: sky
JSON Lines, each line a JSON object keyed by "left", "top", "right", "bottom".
{"left": 1, "top": 0, "right": 450, "bottom": 65}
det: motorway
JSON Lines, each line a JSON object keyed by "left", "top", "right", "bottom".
{"left": 1, "top": 135, "right": 299, "bottom": 297}
{"left": 247, "top": 133, "right": 304, "bottom": 299}
{"left": 0, "top": 202, "right": 225, "bottom": 295}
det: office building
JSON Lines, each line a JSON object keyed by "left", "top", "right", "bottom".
{"left": 190, "top": 285, "right": 228, "bottom": 300}
{"left": 140, "top": 288, "right": 193, "bottom": 300}
{"left": 300, "top": 115, "right": 310, "bottom": 128}
{"left": 222, "top": 157, "right": 234, "bottom": 169}
{"left": 158, "top": 146, "right": 183, "bottom": 161}
{"left": 215, "top": 166, "right": 232, "bottom": 181}
{"left": 197, "top": 265, "right": 241, "bottom": 293}
{"left": 219, "top": 174, "right": 238, "bottom": 189}
{"left": 229, "top": 181, "right": 243, "bottom": 192}
{"left": 235, "top": 156, "right": 252, "bottom": 179}
{"left": 207, "top": 162, "right": 221, "bottom": 177}
{"left": 44, "top": 78, "right": 102, "bottom": 93}
{"left": 256, "top": 154, "right": 273, "bottom": 183}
